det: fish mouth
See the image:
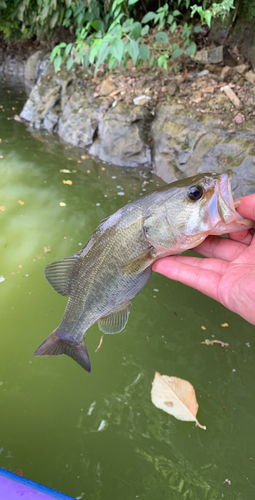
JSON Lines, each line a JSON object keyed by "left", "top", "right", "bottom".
{"left": 216, "top": 169, "right": 254, "bottom": 231}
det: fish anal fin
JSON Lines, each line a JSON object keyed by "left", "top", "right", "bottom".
{"left": 44, "top": 256, "right": 78, "bottom": 296}
{"left": 34, "top": 328, "right": 91, "bottom": 373}
{"left": 98, "top": 302, "right": 131, "bottom": 334}
{"left": 121, "top": 252, "right": 154, "bottom": 276}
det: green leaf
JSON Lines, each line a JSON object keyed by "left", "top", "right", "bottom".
{"left": 131, "top": 21, "right": 141, "bottom": 40}
{"left": 0, "top": 1, "right": 7, "bottom": 8}
{"left": 89, "top": 39, "right": 102, "bottom": 65}
{"left": 141, "top": 11, "right": 156, "bottom": 24}
{"left": 149, "top": 56, "right": 154, "bottom": 67}
{"left": 41, "top": 5, "right": 49, "bottom": 20}
{"left": 172, "top": 47, "right": 183, "bottom": 58}
{"left": 65, "top": 43, "right": 73, "bottom": 56}
{"left": 95, "top": 43, "right": 110, "bottom": 73}
{"left": 128, "top": 0, "right": 139, "bottom": 4}
{"left": 127, "top": 39, "right": 139, "bottom": 66}
{"left": 122, "top": 18, "right": 133, "bottom": 31}
{"left": 50, "top": 11, "right": 59, "bottom": 29}
{"left": 141, "top": 25, "right": 149, "bottom": 36}
{"left": 157, "top": 55, "right": 164, "bottom": 67}
{"left": 194, "top": 25, "right": 203, "bottom": 33}
{"left": 112, "top": 0, "right": 123, "bottom": 13}
{"left": 91, "top": 19, "right": 104, "bottom": 31}
{"left": 155, "top": 31, "right": 168, "bottom": 44}
{"left": 186, "top": 41, "right": 197, "bottom": 57}
{"left": 167, "top": 14, "right": 173, "bottom": 24}
{"left": 54, "top": 54, "right": 62, "bottom": 73}
{"left": 83, "top": 51, "right": 90, "bottom": 68}
{"left": 139, "top": 44, "right": 150, "bottom": 61}
{"left": 51, "top": 46, "right": 60, "bottom": 61}
{"left": 171, "top": 21, "right": 177, "bottom": 33}
{"left": 113, "top": 5, "right": 122, "bottom": 18}
{"left": 173, "top": 10, "right": 181, "bottom": 16}
{"left": 111, "top": 38, "right": 124, "bottom": 63}
{"left": 66, "top": 56, "right": 73, "bottom": 71}
{"left": 204, "top": 11, "right": 212, "bottom": 27}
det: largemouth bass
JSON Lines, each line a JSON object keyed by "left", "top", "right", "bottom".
{"left": 34, "top": 170, "right": 254, "bottom": 372}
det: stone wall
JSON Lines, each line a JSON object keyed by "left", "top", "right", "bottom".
{"left": 1, "top": 50, "right": 254, "bottom": 197}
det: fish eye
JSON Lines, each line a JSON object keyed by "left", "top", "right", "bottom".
{"left": 187, "top": 185, "right": 204, "bottom": 201}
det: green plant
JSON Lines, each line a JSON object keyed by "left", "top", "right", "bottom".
{"left": 190, "top": 0, "right": 235, "bottom": 27}
{"left": 50, "top": 0, "right": 199, "bottom": 74}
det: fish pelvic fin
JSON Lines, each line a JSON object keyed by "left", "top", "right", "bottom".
{"left": 34, "top": 328, "right": 91, "bottom": 373}
{"left": 98, "top": 302, "right": 131, "bottom": 334}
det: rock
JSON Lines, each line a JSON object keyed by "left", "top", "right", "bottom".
{"left": 196, "top": 78, "right": 209, "bottom": 90}
{"left": 214, "top": 92, "right": 230, "bottom": 105}
{"left": 220, "top": 66, "right": 232, "bottom": 81}
{"left": 233, "top": 157, "right": 255, "bottom": 197}
{"left": 195, "top": 46, "right": 223, "bottom": 65}
{"left": 221, "top": 85, "right": 241, "bottom": 108}
{"left": 245, "top": 70, "right": 255, "bottom": 85}
{"left": 151, "top": 104, "right": 255, "bottom": 196}
{"left": 24, "top": 51, "right": 44, "bottom": 81}
{"left": 20, "top": 82, "right": 42, "bottom": 122}
{"left": 133, "top": 95, "right": 151, "bottom": 105}
{"left": 204, "top": 86, "right": 214, "bottom": 94}
{"left": 222, "top": 47, "right": 237, "bottom": 67}
{"left": 18, "top": 60, "right": 255, "bottom": 194}
{"left": 89, "top": 103, "right": 152, "bottom": 168}
{"left": 167, "top": 81, "right": 178, "bottom": 96}
{"left": 197, "top": 69, "right": 209, "bottom": 77}
{"left": 43, "top": 108, "right": 60, "bottom": 132}
{"left": 100, "top": 79, "right": 116, "bottom": 96}
{"left": 59, "top": 98, "right": 104, "bottom": 148}
{"left": 205, "top": 64, "right": 219, "bottom": 73}
{"left": 233, "top": 113, "right": 245, "bottom": 124}
{"left": 234, "top": 64, "right": 248, "bottom": 75}
{"left": 0, "top": 56, "right": 25, "bottom": 76}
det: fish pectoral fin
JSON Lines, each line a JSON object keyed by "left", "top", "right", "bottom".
{"left": 98, "top": 302, "right": 131, "bottom": 334}
{"left": 44, "top": 256, "right": 78, "bottom": 296}
{"left": 34, "top": 328, "right": 91, "bottom": 373}
{"left": 121, "top": 251, "right": 154, "bottom": 276}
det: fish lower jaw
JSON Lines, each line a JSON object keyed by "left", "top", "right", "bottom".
{"left": 214, "top": 217, "right": 254, "bottom": 233}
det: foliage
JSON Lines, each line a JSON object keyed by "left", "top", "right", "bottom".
{"left": 0, "top": 0, "right": 237, "bottom": 74}
{"left": 190, "top": 0, "right": 235, "bottom": 28}
{"left": 0, "top": 0, "right": 89, "bottom": 40}
{"left": 50, "top": 0, "right": 200, "bottom": 74}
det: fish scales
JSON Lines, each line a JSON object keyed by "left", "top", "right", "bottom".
{"left": 34, "top": 171, "right": 254, "bottom": 372}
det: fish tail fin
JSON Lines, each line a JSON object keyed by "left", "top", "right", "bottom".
{"left": 34, "top": 328, "right": 91, "bottom": 373}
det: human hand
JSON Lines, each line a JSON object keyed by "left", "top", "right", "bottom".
{"left": 152, "top": 194, "right": 255, "bottom": 325}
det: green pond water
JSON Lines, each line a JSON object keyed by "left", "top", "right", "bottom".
{"left": 0, "top": 78, "right": 255, "bottom": 500}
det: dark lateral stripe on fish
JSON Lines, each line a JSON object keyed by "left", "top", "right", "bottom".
{"left": 34, "top": 328, "right": 91, "bottom": 373}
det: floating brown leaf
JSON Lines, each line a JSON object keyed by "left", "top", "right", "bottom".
{"left": 151, "top": 372, "right": 206, "bottom": 430}
{"left": 63, "top": 180, "right": 73, "bottom": 185}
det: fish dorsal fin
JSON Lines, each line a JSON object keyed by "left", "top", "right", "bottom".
{"left": 98, "top": 302, "right": 131, "bottom": 334}
{"left": 121, "top": 251, "right": 154, "bottom": 276}
{"left": 44, "top": 256, "right": 78, "bottom": 296}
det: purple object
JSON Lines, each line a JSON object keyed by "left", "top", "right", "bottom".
{"left": 0, "top": 467, "right": 75, "bottom": 499}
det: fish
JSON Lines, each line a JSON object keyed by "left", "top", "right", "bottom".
{"left": 34, "top": 170, "right": 254, "bottom": 372}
